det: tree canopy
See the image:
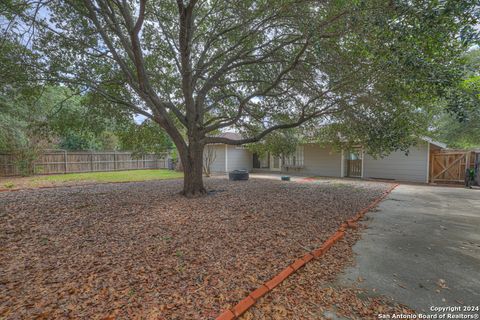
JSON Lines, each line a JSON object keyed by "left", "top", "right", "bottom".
{"left": 0, "top": 38, "right": 173, "bottom": 154}
{"left": 0, "top": 75, "right": 173, "bottom": 154}
{"left": 433, "top": 49, "right": 480, "bottom": 149}
{"left": 1, "top": 0, "right": 478, "bottom": 195}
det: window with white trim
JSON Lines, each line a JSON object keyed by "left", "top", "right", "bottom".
{"left": 283, "top": 146, "right": 304, "bottom": 167}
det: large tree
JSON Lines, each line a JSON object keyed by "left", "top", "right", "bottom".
{"left": 2, "top": 0, "right": 478, "bottom": 196}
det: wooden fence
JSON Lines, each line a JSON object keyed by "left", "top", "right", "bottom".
{"left": 0, "top": 150, "right": 170, "bottom": 177}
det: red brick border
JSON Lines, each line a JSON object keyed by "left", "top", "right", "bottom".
{"left": 215, "top": 183, "right": 398, "bottom": 320}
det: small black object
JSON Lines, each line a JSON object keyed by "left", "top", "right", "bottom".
{"left": 281, "top": 176, "right": 290, "bottom": 181}
{"left": 167, "top": 159, "right": 175, "bottom": 170}
{"left": 229, "top": 170, "right": 249, "bottom": 181}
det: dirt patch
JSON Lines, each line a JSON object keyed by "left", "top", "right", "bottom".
{"left": 0, "top": 177, "right": 391, "bottom": 319}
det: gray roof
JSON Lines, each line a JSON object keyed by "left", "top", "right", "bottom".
{"left": 212, "top": 132, "right": 243, "bottom": 141}
{"left": 421, "top": 137, "right": 447, "bottom": 149}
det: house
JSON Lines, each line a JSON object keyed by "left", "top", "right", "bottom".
{"left": 205, "top": 133, "right": 447, "bottom": 183}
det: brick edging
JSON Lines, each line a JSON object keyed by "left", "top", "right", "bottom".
{"left": 216, "top": 183, "right": 399, "bottom": 320}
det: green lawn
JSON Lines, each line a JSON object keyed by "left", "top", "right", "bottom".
{"left": 26, "top": 169, "right": 183, "bottom": 187}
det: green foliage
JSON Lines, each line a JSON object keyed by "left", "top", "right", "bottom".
{"left": 3, "top": 182, "right": 15, "bottom": 189}
{"left": 313, "top": 102, "right": 434, "bottom": 157}
{"left": 0, "top": 81, "right": 173, "bottom": 154}
{"left": 1, "top": 37, "right": 173, "bottom": 156}
{"left": 0, "top": 40, "right": 42, "bottom": 152}
{"left": 433, "top": 49, "right": 480, "bottom": 149}
{"left": 29, "top": 169, "right": 183, "bottom": 185}
{"left": 247, "top": 129, "right": 300, "bottom": 157}
{"left": 13, "top": 148, "right": 39, "bottom": 176}
{"left": 0, "top": 40, "right": 52, "bottom": 174}
{"left": 307, "top": 0, "right": 479, "bottom": 156}
{"left": 0, "top": 99, "right": 28, "bottom": 151}
{"left": 434, "top": 113, "right": 480, "bottom": 149}
{"left": 1, "top": 0, "right": 479, "bottom": 191}
{"left": 117, "top": 120, "right": 173, "bottom": 156}
{"left": 58, "top": 132, "right": 99, "bottom": 150}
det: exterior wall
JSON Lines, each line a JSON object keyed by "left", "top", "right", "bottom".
{"left": 363, "top": 143, "right": 429, "bottom": 183}
{"left": 226, "top": 145, "right": 253, "bottom": 171}
{"left": 205, "top": 144, "right": 253, "bottom": 173}
{"left": 205, "top": 145, "right": 226, "bottom": 173}
{"left": 210, "top": 140, "right": 431, "bottom": 182}
{"left": 287, "top": 144, "right": 342, "bottom": 177}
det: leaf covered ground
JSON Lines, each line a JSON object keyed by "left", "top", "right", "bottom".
{"left": 1, "top": 177, "right": 404, "bottom": 319}
{"left": 242, "top": 223, "right": 414, "bottom": 319}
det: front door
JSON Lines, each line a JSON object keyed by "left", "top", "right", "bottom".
{"left": 270, "top": 154, "right": 281, "bottom": 171}
{"left": 253, "top": 153, "right": 270, "bottom": 169}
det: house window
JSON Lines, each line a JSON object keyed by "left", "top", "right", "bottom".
{"left": 259, "top": 153, "right": 269, "bottom": 168}
{"left": 283, "top": 146, "right": 304, "bottom": 167}
{"left": 348, "top": 149, "right": 362, "bottom": 160}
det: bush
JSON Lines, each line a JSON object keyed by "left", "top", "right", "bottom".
{"left": 3, "top": 182, "right": 14, "bottom": 189}
{"left": 13, "top": 148, "right": 39, "bottom": 176}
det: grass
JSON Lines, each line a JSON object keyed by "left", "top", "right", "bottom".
{"left": 28, "top": 169, "right": 183, "bottom": 186}
{"left": 3, "top": 181, "right": 15, "bottom": 189}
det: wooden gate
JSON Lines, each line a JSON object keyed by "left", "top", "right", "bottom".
{"left": 346, "top": 148, "right": 363, "bottom": 178}
{"left": 347, "top": 159, "right": 362, "bottom": 177}
{"left": 430, "top": 151, "right": 475, "bottom": 183}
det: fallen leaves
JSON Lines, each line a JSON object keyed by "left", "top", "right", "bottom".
{"left": 437, "top": 279, "right": 449, "bottom": 289}
{"left": 240, "top": 212, "right": 414, "bottom": 320}
{"left": 0, "top": 177, "right": 392, "bottom": 319}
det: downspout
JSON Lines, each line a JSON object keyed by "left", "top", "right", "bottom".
{"left": 361, "top": 147, "right": 365, "bottom": 179}
{"left": 340, "top": 149, "right": 345, "bottom": 177}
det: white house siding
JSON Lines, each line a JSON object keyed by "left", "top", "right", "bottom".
{"left": 291, "top": 144, "right": 342, "bottom": 177}
{"left": 205, "top": 145, "right": 226, "bottom": 173}
{"left": 205, "top": 145, "right": 252, "bottom": 173}
{"left": 226, "top": 145, "right": 253, "bottom": 171}
{"left": 363, "top": 143, "right": 429, "bottom": 183}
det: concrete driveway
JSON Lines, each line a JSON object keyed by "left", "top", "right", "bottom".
{"left": 339, "top": 184, "right": 480, "bottom": 313}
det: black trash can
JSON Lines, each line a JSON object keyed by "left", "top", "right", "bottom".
{"left": 167, "top": 158, "right": 175, "bottom": 170}
{"left": 229, "top": 170, "right": 249, "bottom": 181}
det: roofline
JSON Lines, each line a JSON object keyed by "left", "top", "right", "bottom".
{"left": 421, "top": 136, "right": 447, "bottom": 149}
{"left": 207, "top": 135, "right": 448, "bottom": 149}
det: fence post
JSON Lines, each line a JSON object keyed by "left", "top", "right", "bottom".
{"left": 113, "top": 151, "right": 117, "bottom": 171}
{"left": 465, "top": 151, "right": 471, "bottom": 181}
{"left": 90, "top": 152, "right": 94, "bottom": 172}
{"left": 64, "top": 150, "right": 68, "bottom": 174}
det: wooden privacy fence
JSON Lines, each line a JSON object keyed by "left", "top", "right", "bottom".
{"left": 430, "top": 150, "right": 478, "bottom": 184}
{"left": 0, "top": 150, "right": 170, "bottom": 177}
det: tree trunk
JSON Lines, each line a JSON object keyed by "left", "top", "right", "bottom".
{"left": 179, "top": 142, "right": 206, "bottom": 197}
